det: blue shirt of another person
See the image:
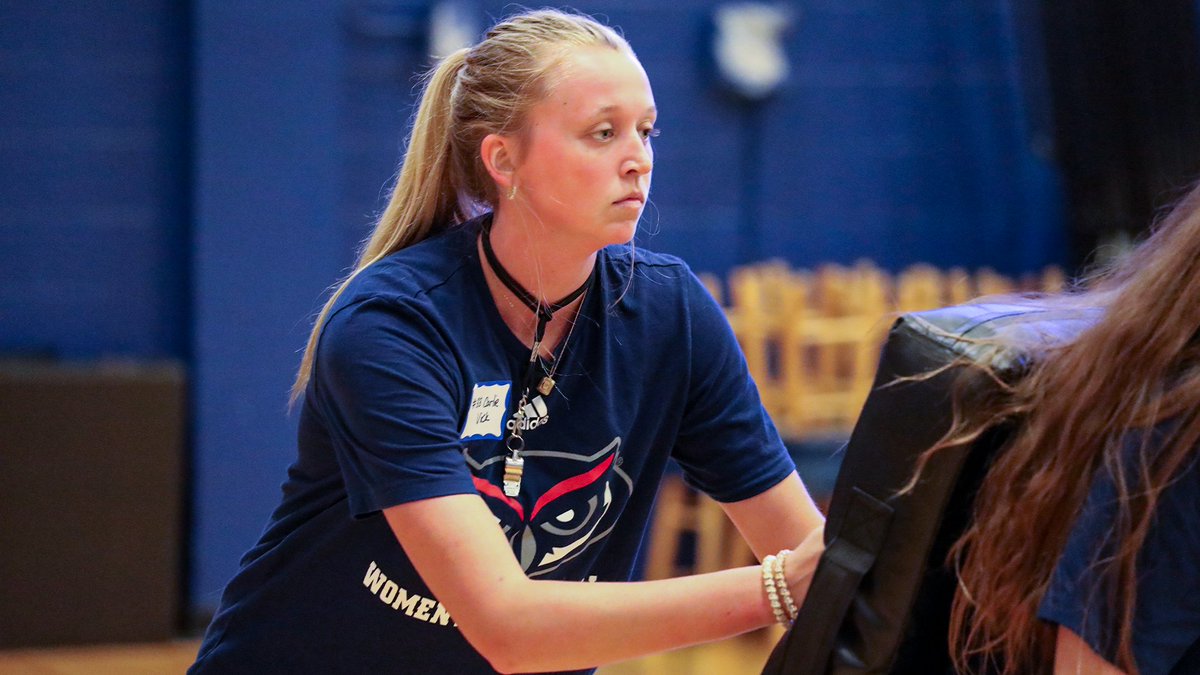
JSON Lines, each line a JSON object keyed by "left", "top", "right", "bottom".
{"left": 1038, "top": 429, "right": 1200, "bottom": 675}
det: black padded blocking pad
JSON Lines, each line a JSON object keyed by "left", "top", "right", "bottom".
{"left": 763, "top": 302, "right": 1099, "bottom": 674}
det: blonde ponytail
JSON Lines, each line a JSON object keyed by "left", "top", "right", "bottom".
{"left": 363, "top": 48, "right": 470, "bottom": 263}
{"left": 290, "top": 49, "right": 468, "bottom": 404}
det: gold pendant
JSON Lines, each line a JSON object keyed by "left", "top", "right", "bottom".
{"left": 537, "top": 376, "right": 555, "bottom": 396}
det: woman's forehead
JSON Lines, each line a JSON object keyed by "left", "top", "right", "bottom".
{"left": 538, "top": 46, "right": 656, "bottom": 120}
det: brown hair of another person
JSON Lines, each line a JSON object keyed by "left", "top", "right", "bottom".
{"left": 915, "top": 182, "right": 1200, "bottom": 674}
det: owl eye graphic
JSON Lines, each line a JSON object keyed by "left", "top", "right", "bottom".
{"left": 468, "top": 437, "right": 633, "bottom": 575}
{"left": 532, "top": 482, "right": 614, "bottom": 568}
{"left": 540, "top": 497, "right": 598, "bottom": 536}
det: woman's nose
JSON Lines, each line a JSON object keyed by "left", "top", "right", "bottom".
{"left": 623, "top": 137, "right": 653, "bottom": 176}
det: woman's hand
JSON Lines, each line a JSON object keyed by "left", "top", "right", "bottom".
{"left": 784, "top": 523, "right": 825, "bottom": 608}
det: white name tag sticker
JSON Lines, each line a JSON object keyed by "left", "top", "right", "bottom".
{"left": 460, "top": 381, "right": 511, "bottom": 440}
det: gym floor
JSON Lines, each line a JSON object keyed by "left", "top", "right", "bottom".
{"left": 0, "top": 627, "right": 781, "bottom": 674}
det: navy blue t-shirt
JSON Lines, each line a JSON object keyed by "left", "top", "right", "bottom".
{"left": 1038, "top": 430, "right": 1200, "bottom": 674}
{"left": 190, "top": 214, "right": 795, "bottom": 674}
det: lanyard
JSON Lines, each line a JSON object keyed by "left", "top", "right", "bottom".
{"left": 480, "top": 222, "right": 594, "bottom": 495}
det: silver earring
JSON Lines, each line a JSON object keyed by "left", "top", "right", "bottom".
{"left": 507, "top": 184, "right": 517, "bottom": 201}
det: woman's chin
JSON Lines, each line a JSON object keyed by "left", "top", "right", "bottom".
{"left": 600, "top": 218, "right": 641, "bottom": 248}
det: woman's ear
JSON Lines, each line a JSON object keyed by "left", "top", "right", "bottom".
{"left": 480, "top": 133, "right": 517, "bottom": 192}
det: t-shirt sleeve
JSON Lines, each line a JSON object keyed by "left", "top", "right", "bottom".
{"left": 671, "top": 269, "right": 795, "bottom": 503}
{"left": 311, "top": 297, "right": 475, "bottom": 517}
{"left": 1037, "top": 447, "right": 1200, "bottom": 675}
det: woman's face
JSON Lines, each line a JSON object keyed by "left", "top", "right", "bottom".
{"left": 511, "top": 45, "right": 656, "bottom": 254}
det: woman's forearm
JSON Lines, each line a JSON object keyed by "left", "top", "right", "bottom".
{"left": 387, "top": 494, "right": 821, "bottom": 674}
{"left": 476, "top": 565, "right": 773, "bottom": 673}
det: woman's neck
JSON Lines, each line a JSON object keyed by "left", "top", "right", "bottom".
{"left": 478, "top": 209, "right": 597, "bottom": 356}
{"left": 484, "top": 210, "right": 597, "bottom": 302}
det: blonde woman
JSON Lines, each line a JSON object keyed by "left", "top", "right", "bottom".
{"left": 190, "top": 9, "right": 824, "bottom": 674}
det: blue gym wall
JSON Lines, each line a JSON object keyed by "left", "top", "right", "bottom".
{"left": 1, "top": 3, "right": 191, "bottom": 360}
{"left": 1, "top": 1, "right": 1077, "bottom": 618}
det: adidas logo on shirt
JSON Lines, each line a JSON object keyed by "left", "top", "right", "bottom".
{"left": 506, "top": 395, "right": 549, "bottom": 432}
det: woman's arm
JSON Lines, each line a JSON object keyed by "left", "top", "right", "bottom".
{"left": 385, "top": 493, "right": 822, "bottom": 674}
{"left": 720, "top": 471, "right": 824, "bottom": 560}
{"left": 1054, "top": 625, "right": 1127, "bottom": 675}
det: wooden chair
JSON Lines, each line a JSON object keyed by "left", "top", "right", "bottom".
{"left": 643, "top": 473, "right": 756, "bottom": 580}
{"left": 780, "top": 263, "right": 890, "bottom": 436}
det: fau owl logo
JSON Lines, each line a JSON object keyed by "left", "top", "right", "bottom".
{"left": 463, "top": 437, "right": 633, "bottom": 577}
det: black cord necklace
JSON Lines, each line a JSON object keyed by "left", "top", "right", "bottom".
{"left": 480, "top": 221, "right": 594, "bottom": 496}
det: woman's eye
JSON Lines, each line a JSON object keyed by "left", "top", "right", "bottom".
{"left": 592, "top": 128, "right": 615, "bottom": 141}
{"left": 641, "top": 127, "right": 661, "bottom": 140}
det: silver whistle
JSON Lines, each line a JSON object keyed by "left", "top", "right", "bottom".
{"left": 503, "top": 454, "right": 524, "bottom": 496}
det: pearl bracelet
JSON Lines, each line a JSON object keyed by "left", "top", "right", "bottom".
{"left": 773, "top": 549, "right": 799, "bottom": 621}
{"left": 761, "top": 550, "right": 797, "bottom": 626}
{"left": 761, "top": 554, "right": 789, "bottom": 625}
